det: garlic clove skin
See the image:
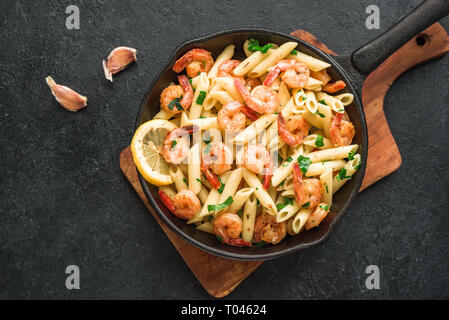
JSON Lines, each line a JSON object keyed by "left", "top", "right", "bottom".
{"left": 45, "top": 76, "right": 87, "bottom": 112}
{"left": 103, "top": 46, "right": 137, "bottom": 82}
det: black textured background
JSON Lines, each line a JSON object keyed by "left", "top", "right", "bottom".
{"left": 1, "top": 0, "right": 448, "bottom": 299}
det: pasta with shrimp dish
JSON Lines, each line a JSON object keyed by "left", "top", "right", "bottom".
{"left": 131, "top": 39, "right": 361, "bottom": 247}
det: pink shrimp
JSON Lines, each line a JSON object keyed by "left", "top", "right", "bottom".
{"left": 263, "top": 59, "right": 310, "bottom": 89}
{"left": 293, "top": 163, "right": 322, "bottom": 208}
{"left": 329, "top": 112, "right": 355, "bottom": 146}
{"left": 253, "top": 213, "right": 286, "bottom": 245}
{"left": 172, "top": 48, "right": 214, "bottom": 78}
{"left": 322, "top": 80, "right": 346, "bottom": 94}
{"left": 217, "top": 101, "right": 259, "bottom": 133}
{"left": 277, "top": 113, "right": 309, "bottom": 147}
{"left": 214, "top": 213, "right": 252, "bottom": 247}
{"left": 305, "top": 203, "right": 330, "bottom": 230}
{"left": 237, "top": 144, "right": 273, "bottom": 189}
{"left": 158, "top": 189, "right": 201, "bottom": 220}
{"left": 234, "top": 79, "right": 278, "bottom": 114}
{"left": 161, "top": 125, "right": 198, "bottom": 164}
{"left": 217, "top": 59, "right": 244, "bottom": 81}
{"left": 201, "top": 141, "right": 232, "bottom": 190}
{"left": 160, "top": 75, "right": 194, "bottom": 115}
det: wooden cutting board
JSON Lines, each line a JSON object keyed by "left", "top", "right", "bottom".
{"left": 120, "top": 23, "right": 449, "bottom": 298}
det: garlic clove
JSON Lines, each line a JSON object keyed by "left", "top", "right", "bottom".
{"left": 102, "top": 46, "right": 137, "bottom": 82}
{"left": 45, "top": 76, "right": 87, "bottom": 111}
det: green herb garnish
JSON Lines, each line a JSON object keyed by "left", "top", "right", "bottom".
{"left": 297, "top": 155, "right": 312, "bottom": 175}
{"left": 318, "top": 99, "right": 327, "bottom": 105}
{"left": 216, "top": 234, "right": 223, "bottom": 242}
{"left": 252, "top": 241, "right": 267, "bottom": 248}
{"left": 283, "top": 156, "right": 293, "bottom": 167}
{"left": 302, "top": 202, "right": 310, "bottom": 208}
{"left": 314, "top": 110, "right": 326, "bottom": 118}
{"left": 320, "top": 204, "right": 330, "bottom": 211}
{"left": 183, "top": 178, "right": 188, "bottom": 185}
{"left": 168, "top": 97, "right": 184, "bottom": 111}
{"left": 348, "top": 150, "right": 356, "bottom": 160}
{"left": 247, "top": 38, "right": 274, "bottom": 53}
{"left": 196, "top": 178, "right": 202, "bottom": 183}
{"left": 290, "top": 49, "right": 298, "bottom": 55}
{"left": 171, "top": 140, "right": 177, "bottom": 149}
{"left": 325, "top": 184, "right": 329, "bottom": 194}
{"left": 302, "top": 96, "right": 307, "bottom": 101}
{"left": 196, "top": 90, "right": 207, "bottom": 105}
{"left": 336, "top": 168, "right": 352, "bottom": 182}
{"left": 208, "top": 196, "right": 234, "bottom": 212}
{"left": 276, "top": 197, "right": 294, "bottom": 211}
{"left": 315, "top": 134, "right": 324, "bottom": 148}
{"left": 217, "top": 177, "right": 225, "bottom": 193}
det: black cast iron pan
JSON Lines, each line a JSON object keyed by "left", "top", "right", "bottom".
{"left": 135, "top": 0, "right": 449, "bottom": 261}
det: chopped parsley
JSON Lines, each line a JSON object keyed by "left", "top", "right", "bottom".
{"left": 302, "top": 96, "right": 307, "bottom": 101}
{"left": 168, "top": 97, "right": 184, "bottom": 111}
{"left": 290, "top": 49, "right": 298, "bottom": 55}
{"left": 279, "top": 180, "right": 285, "bottom": 186}
{"left": 354, "top": 161, "right": 361, "bottom": 171}
{"left": 171, "top": 140, "right": 177, "bottom": 149}
{"left": 348, "top": 150, "right": 356, "bottom": 160}
{"left": 314, "top": 110, "right": 326, "bottom": 118}
{"left": 318, "top": 99, "right": 327, "bottom": 105}
{"left": 276, "top": 197, "right": 294, "bottom": 211}
{"left": 208, "top": 196, "right": 234, "bottom": 212}
{"left": 315, "top": 134, "right": 324, "bottom": 148}
{"left": 247, "top": 38, "right": 274, "bottom": 53}
{"left": 196, "top": 90, "right": 207, "bottom": 105}
{"left": 200, "top": 116, "right": 206, "bottom": 119}
{"left": 302, "top": 202, "right": 310, "bottom": 208}
{"left": 320, "top": 204, "right": 330, "bottom": 211}
{"left": 297, "top": 155, "right": 312, "bottom": 175}
{"left": 216, "top": 234, "right": 223, "bottom": 242}
{"left": 325, "top": 184, "right": 329, "bottom": 194}
{"left": 183, "top": 178, "right": 188, "bottom": 185}
{"left": 196, "top": 178, "right": 202, "bottom": 183}
{"left": 283, "top": 156, "right": 293, "bottom": 167}
{"left": 217, "top": 177, "right": 225, "bottom": 193}
{"left": 336, "top": 168, "right": 352, "bottom": 182}
{"left": 337, "top": 109, "right": 345, "bottom": 113}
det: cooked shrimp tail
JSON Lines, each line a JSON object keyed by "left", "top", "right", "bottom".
{"left": 293, "top": 163, "right": 304, "bottom": 204}
{"left": 158, "top": 190, "right": 176, "bottom": 212}
{"left": 214, "top": 213, "right": 251, "bottom": 247}
{"left": 322, "top": 80, "right": 346, "bottom": 94}
{"left": 226, "top": 238, "right": 252, "bottom": 247}
{"left": 241, "top": 105, "right": 259, "bottom": 121}
{"left": 202, "top": 163, "right": 221, "bottom": 189}
{"left": 161, "top": 125, "right": 199, "bottom": 164}
{"left": 262, "top": 173, "right": 272, "bottom": 190}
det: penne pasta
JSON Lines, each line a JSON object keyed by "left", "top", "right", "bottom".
{"left": 208, "top": 44, "right": 235, "bottom": 80}
{"left": 287, "top": 51, "right": 331, "bottom": 72}
{"left": 228, "top": 188, "right": 255, "bottom": 213}
{"left": 242, "top": 169, "right": 278, "bottom": 216}
{"left": 189, "top": 73, "right": 210, "bottom": 119}
{"left": 320, "top": 167, "right": 333, "bottom": 205}
{"left": 241, "top": 195, "right": 257, "bottom": 242}
{"left": 233, "top": 114, "right": 277, "bottom": 145}
{"left": 188, "top": 143, "right": 201, "bottom": 195}
{"left": 248, "top": 42, "right": 298, "bottom": 78}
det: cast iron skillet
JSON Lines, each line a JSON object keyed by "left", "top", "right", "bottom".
{"left": 135, "top": 0, "right": 449, "bottom": 261}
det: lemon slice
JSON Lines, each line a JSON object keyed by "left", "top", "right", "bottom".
{"left": 131, "top": 119, "right": 177, "bottom": 186}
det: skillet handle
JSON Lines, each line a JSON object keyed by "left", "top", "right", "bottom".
{"left": 352, "top": 0, "right": 449, "bottom": 74}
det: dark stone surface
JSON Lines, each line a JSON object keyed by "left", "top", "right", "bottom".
{"left": 1, "top": 0, "right": 448, "bottom": 299}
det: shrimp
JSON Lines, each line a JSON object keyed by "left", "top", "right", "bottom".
{"left": 214, "top": 213, "right": 252, "bottom": 247}
{"left": 201, "top": 141, "right": 232, "bottom": 189}
{"left": 217, "top": 101, "right": 258, "bottom": 133}
{"left": 263, "top": 59, "right": 310, "bottom": 89}
{"left": 305, "top": 203, "right": 330, "bottom": 230}
{"left": 234, "top": 79, "right": 278, "bottom": 114}
{"left": 277, "top": 113, "right": 309, "bottom": 147}
{"left": 310, "top": 70, "right": 331, "bottom": 86}
{"left": 160, "top": 75, "right": 194, "bottom": 115}
{"left": 158, "top": 189, "right": 201, "bottom": 220}
{"left": 172, "top": 48, "right": 214, "bottom": 78}
{"left": 161, "top": 125, "right": 198, "bottom": 164}
{"left": 322, "top": 80, "right": 346, "bottom": 94}
{"left": 217, "top": 59, "right": 244, "bottom": 81}
{"left": 293, "top": 163, "right": 322, "bottom": 208}
{"left": 237, "top": 144, "right": 273, "bottom": 189}
{"left": 244, "top": 78, "right": 262, "bottom": 92}
{"left": 253, "top": 213, "right": 286, "bottom": 245}
{"left": 329, "top": 112, "right": 355, "bottom": 146}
